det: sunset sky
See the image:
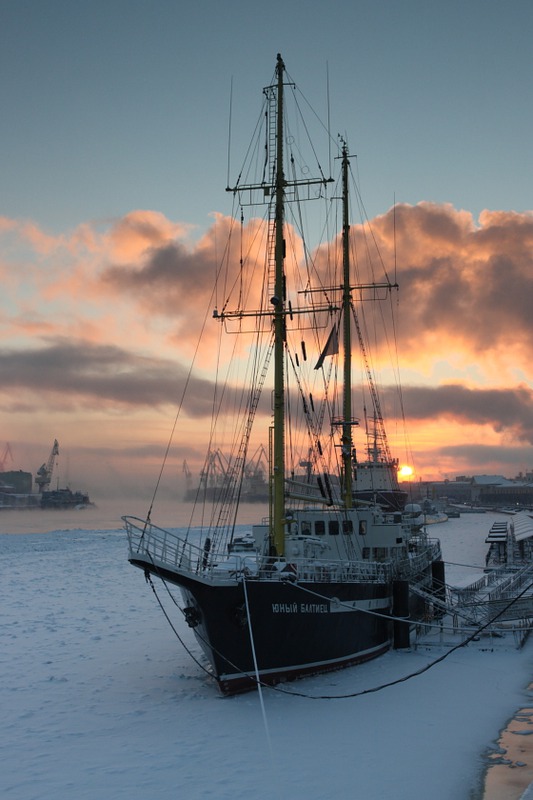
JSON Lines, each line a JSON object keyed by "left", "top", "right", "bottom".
{"left": 2, "top": 0, "right": 533, "bottom": 503}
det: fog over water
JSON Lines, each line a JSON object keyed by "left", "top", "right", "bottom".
{"left": 0, "top": 498, "right": 269, "bottom": 535}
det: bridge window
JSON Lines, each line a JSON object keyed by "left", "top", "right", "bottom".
{"left": 359, "top": 520, "right": 367, "bottom": 536}
{"left": 329, "top": 520, "right": 339, "bottom": 535}
{"left": 315, "top": 520, "right": 325, "bottom": 535}
{"left": 342, "top": 519, "right": 353, "bottom": 535}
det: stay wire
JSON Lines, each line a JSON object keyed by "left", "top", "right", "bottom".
{"left": 142, "top": 553, "right": 270, "bottom": 689}
{"left": 242, "top": 575, "right": 276, "bottom": 763}
{"left": 271, "top": 576, "right": 533, "bottom": 700}
{"left": 141, "top": 275, "right": 223, "bottom": 533}
{"left": 144, "top": 569, "right": 214, "bottom": 680}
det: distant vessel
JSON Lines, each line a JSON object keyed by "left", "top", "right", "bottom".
{"left": 125, "top": 55, "right": 443, "bottom": 694}
{"left": 0, "top": 439, "right": 91, "bottom": 510}
{"left": 40, "top": 487, "right": 91, "bottom": 509}
{"left": 352, "top": 418, "right": 408, "bottom": 512}
{"left": 36, "top": 440, "right": 91, "bottom": 509}
{"left": 184, "top": 446, "right": 269, "bottom": 504}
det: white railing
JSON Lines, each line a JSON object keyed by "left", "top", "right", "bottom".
{"left": 124, "top": 516, "right": 440, "bottom": 587}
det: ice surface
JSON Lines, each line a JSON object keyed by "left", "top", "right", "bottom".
{"left": 2, "top": 515, "right": 533, "bottom": 799}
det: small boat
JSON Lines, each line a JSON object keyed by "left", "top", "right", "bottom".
{"left": 124, "top": 55, "right": 443, "bottom": 694}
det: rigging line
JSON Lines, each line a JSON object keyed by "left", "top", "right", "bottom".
{"left": 203, "top": 278, "right": 269, "bottom": 539}
{"left": 214, "top": 333, "right": 275, "bottom": 541}
{"left": 227, "top": 97, "right": 269, "bottom": 193}
{"left": 289, "top": 89, "right": 329, "bottom": 185}
{"left": 348, "top": 159, "right": 393, "bottom": 285}
{"left": 144, "top": 569, "right": 214, "bottom": 680}
{"left": 142, "top": 293, "right": 216, "bottom": 532}
{"left": 383, "top": 279, "right": 406, "bottom": 412}
{"left": 288, "top": 77, "right": 335, "bottom": 173}
{"left": 242, "top": 575, "right": 276, "bottom": 764}
{"left": 143, "top": 559, "right": 533, "bottom": 703}
{"left": 219, "top": 203, "right": 269, "bottom": 315}
{"left": 287, "top": 349, "right": 327, "bottom": 469}
{"left": 143, "top": 207, "right": 244, "bottom": 535}
{"left": 143, "top": 563, "right": 279, "bottom": 693}
{"left": 284, "top": 578, "right": 506, "bottom": 632}
{"left": 444, "top": 560, "right": 487, "bottom": 570}
{"left": 267, "top": 577, "right": 533, "bottom": 700}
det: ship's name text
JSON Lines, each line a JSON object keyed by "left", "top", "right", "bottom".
{"left": 271, "top": 602, "right": 329, "bottom": 614}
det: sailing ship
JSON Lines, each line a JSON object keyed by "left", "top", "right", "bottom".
{"left": 124, "top": 55, "right": 443, "bottom": 694}
{"left": 183, "top": 446, "right": 269, "bottom": 504}
{"left": 352, "top": 419, "right": 408, "bottom": 512}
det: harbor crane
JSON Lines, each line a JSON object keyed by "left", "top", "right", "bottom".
{"left": 35, "top": 439, "right": 59, "bottom": 493}
{"left": 0, "top": 442, "right": 13, "bottom": 472}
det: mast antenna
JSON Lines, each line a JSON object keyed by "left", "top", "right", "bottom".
{"left": 226, "top": 76, "right": 234, "bottom": 190}
{"left": 327, "top": 61, "right": 332, "bottom": 179}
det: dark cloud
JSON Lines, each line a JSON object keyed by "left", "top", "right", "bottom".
{"left": 354, "top": 204, "right": 533, "bottom": 360}
{"left": 0, "top": 338, "right": 217, "bottom": 415}
{"left": 5, "top": 204, "right": 533, "bottom": 482}
{"left": 102, "top": 241, "right": 216, "bottom": 316}
{"left": 439, "top": 443, "right": 533, "bottom": 469}
{"left": 381, "top": 383, "right": 533, "bottom": 443}
{"left": 99, "top": 205, "right": 533, "bottom": 367}
{"left": 6, "top": 343, "right": 529, "bottom": 439}
{"left": 101, "top": 216, "right": 241, "bottom": 324}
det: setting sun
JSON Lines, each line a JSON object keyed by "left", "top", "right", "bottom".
{"left": 398, "top": 465, "right": 414, "bottom": 479}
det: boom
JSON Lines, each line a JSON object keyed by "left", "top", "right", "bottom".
{"left": 35, "top": 439, "right": 59, "bottom": 493}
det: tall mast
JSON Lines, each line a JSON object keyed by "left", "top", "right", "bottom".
{"left": 341, "top": 143, "right": 353, "bottom": 508}
{"left": 272, "top": 53, "right": 286, "bottom": 555}
{"left": 222, "top": 55, "right": 332, "bottom": 551}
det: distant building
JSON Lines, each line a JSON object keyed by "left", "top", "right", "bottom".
{"left": 404, "top": 477, "right": 471, "bottom": 504}
{"left": 0, "top": 470, "right": 32, "bottom": 493}
{"left": 405, "top": 474, "right": 533, "bottom": 508}
{"left": 470, "top": 475, "right": 533, "bottom": 506}
{"left": 0, "top": 470, "right": 36, "bottom": 508}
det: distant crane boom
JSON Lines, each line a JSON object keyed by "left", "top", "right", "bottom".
{"left": 0, "top": 442, "right": 13, "bottom": 472}
{"left": 35, "top": 439, "right": 59, "bottom": 493}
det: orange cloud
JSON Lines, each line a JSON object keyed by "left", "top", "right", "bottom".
{"left": 106, "top": 210, "right": 192, "bottom": 262}
{"left": 2, "top": 203, "right": 533, "bottom": 489}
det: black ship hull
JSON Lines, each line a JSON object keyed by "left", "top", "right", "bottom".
{"left": 129, "top": 555, "right": 392, "bottom": 694}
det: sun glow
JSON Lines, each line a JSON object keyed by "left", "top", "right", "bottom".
{"left": 398, "top": 465, "right": 414, "bottom": 479}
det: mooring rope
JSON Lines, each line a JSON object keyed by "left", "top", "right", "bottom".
{"left": 141, "top": 555, "right": 533, "bottom": 701}
{"left": 242, "top": 574, "right": 277, "bottom": 771}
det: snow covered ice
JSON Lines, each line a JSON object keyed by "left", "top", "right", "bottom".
{"left": 2, "top": 513, "right": 533, "bottom": 799}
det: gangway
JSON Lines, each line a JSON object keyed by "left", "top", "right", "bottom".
{"left": 413, "top": 562, "right": 533, "bottom": 646}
